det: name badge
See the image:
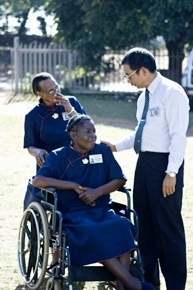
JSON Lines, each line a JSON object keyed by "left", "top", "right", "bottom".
{"left": 149, "top": 107, "right": 160, "bottom": 117}
{"left": 89, "top": 154, "right": 103, "bottom": 164}
{"left": 62, "top": 112, "right": 70, "bottom": 121}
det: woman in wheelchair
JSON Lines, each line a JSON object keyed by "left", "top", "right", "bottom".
{"left": 32, "top": 114, "right": 154, "bottom": 290}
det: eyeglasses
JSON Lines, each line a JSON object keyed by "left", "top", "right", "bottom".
{"left": 41, "top": 85, "right": 60, "bottom": 95}
{"left": 124, "top": 68, "right": 140, "bottom": 80}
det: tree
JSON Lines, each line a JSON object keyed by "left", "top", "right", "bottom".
{"left": 143, "top": 0, "right": 193, "bottom": 82}
{"left": 0, "top": 1, "right": 12, "bottom": 34}
{"left": 0, "top": 0, "right": 47, "bottom": 36}
{"left": 46, "top": 0, "right": 150, "bottom": 72}
{"left": 46, "top": 0, "right": 193, "bottom": 82}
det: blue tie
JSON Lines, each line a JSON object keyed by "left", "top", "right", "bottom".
{"left": 134, "top": 89, "right": 149, "bottom": 154}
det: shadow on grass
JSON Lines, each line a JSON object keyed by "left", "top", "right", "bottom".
{"left": 14, "top": 278, "right": 86, "bottom": 290}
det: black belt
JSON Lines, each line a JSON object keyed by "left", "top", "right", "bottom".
{"left": 140, "top": 151, "right": 169, "bottom": 154}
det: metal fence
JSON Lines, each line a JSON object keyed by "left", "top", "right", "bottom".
{"left": 0, "top": 37, "right": 189, "bottom": 95}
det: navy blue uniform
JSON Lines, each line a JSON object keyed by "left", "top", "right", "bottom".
{"left": 37, "top": 143, "right": 137, "bottom": 265}
{"left": 24, "top": 96, "right": 86, "bottom": 154}
{"left": 23, "top": 96, "right": 86, "bottom": 209}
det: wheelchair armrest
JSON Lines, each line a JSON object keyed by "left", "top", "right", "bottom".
{"left": 41, "top": 187, "right": 56, "bottom": 193}
{"left": 109, "top": 201, "right": 138, "bottom": 227}
{"left": 117, "top": 186, "right": 131, "bottom": 208}
{"left": 29, "top": 177, "right": 56, "bottom": 195}
{"left": 109, "top": 186, "right": 139, "bottom": 229}
{"left": 39, "top": 187, "right": 63, "bottom": 234}
{"left": 40, "top": 187, "right": 58, "bottom": 206}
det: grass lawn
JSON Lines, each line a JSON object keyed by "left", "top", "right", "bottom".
{"left": 0, "top": 92, "right": 192, "bottom": 290}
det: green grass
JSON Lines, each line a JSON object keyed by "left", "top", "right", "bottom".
{"left": 9, "top": 92, "right": 137, "bottom": 121}
{"left": 9, "top": 91, "right": 193, "bottom": 126}
{"left": 77, "top": 95, "right": 137, "bottom": 120}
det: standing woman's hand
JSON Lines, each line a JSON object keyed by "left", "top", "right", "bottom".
{"left": 54, "top": 93, "right": 76, "bottom": 115}
{"left": 28, "top": 146, "right": 49, "bottom": 167}
{"left": 35, "top": 149, "right": 49, "bottom": 167}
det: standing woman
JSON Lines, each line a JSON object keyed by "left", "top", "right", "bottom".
{"left": 23, "top": 72, "right": 86, "bottom": 209}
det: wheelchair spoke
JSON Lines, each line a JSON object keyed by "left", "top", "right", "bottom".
{"left": 26, "top": 249, "right": 34, "bottom": 280}
{"left": 18, "top": 202, "right": 49, "bottom": 289}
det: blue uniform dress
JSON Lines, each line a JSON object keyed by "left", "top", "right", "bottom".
{"left": 37, "top": 142, "right": 137, "bottom": 266}
{"left": 23, "top": 96, "right": 86, "bottom": 209}
{"left": 24, "top": 96, "right": 86, "bottom": 155}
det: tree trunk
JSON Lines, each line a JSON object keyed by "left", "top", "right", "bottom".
{"left": 165, "top": 41, "right": 184, "bottom": 84}
{"left": 18, "top": 11, "right": 30, "bottom": 35}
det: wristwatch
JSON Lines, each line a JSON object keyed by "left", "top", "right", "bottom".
{"left": 166, "top": 172, "right": 176, "bottom": 177}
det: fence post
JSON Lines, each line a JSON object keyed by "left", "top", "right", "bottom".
{"left": 68, "top": 51, "right": 72, "bottom": 90}
{"left": 13, "top": 37, "right": 19, "bottom": 94}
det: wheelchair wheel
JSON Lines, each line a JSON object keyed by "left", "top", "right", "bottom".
{"left": 17, "top": 202, "right": 49, "bottom": 289}
{"left": 46, "top": 278, "right": 62, "bottom": 290}
{"left": 46, "top": 277, "right": 54, "bottom": 290}
{"left": 98, "top": 282, "right": 116, "bottom": 290}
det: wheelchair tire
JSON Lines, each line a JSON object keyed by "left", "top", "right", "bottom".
{"left": 17, "top": 202, "right": 49, "bottom": 289}
{"left": 46, "top": 277, "right": 54, "bottom": 290}
{"left": 53, "top": 281, "right": 62, "bottom": 290}
{"left": 98, "top": 282, "right": 116, "bottom": 289}
{"left": 46, "top": 278, "right": 62, "bottom": 290}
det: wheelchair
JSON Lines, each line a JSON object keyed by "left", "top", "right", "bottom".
{"left": 17, "top": 180, "right": 144, "bottom": 290}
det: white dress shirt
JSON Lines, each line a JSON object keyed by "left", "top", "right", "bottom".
{"left": 115, "top": 72, "right": 190, "bottom": 173}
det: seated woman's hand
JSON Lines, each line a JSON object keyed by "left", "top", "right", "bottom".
{"left": 74, "top": 184, "right": 86, "bottom": 195}
{"left": 78, "top": 187, "right": 97, "bottom": 206}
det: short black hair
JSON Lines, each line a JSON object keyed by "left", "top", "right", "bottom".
{"left": 122, "top": 47, "right": 156, "bottom": 73}
{"left": 32, "top": 72, "right": 54, "bottom": 95}
{"left": 66, "top": 114, "right": 93, "bottom": 133}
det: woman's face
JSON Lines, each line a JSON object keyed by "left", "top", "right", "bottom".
{"left": 36, "top": 78, "right": 60, "bottom": 106}
{"left": 71, "top": 120, "right": 97, "bottom": 153}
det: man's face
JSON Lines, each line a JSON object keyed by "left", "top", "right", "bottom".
{"left": 123, "top": 64, "right": 144, "bottom": 89}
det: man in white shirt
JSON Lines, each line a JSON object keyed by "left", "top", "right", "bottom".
{"left": 105, "top": 47, "right": 189, "bottom": 290}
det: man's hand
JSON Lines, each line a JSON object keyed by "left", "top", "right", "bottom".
{"left": 101, "top": 141, "right": 116, "bottom": 152}
{"left": 162, "top": 174, "right": 176, "bottom": 197}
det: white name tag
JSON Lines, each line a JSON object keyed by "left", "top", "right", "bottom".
{"left": 149, "top": 107, "right": 160, "bottom": 117}
{"left": 62, "top": 112, "right": 70, "bottom": 120}
{"left": 89, "top": 154, "right": 103, "bottom": 164}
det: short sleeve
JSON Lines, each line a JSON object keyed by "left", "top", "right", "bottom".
{"left": 37, "top": 148, "right": 68, "bottom": 179}
{"left": 37, "top": 151, "right": 59, "bottom": 178}
{"left": 23, "top": 112, "right": 38, "bottom": 148}
{"left": 69, "top": 96, "right": 86, "bottom": 114}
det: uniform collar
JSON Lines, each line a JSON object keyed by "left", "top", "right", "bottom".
{"left": 39, "top": 98, "right": 57, "bottom": 110}
{"left": 147, "top": 72, "right": 162, "bottom": 96}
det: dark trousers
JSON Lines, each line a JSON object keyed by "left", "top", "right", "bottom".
{"left": 133, "top": 152, "right": 186, "bottom": 290}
